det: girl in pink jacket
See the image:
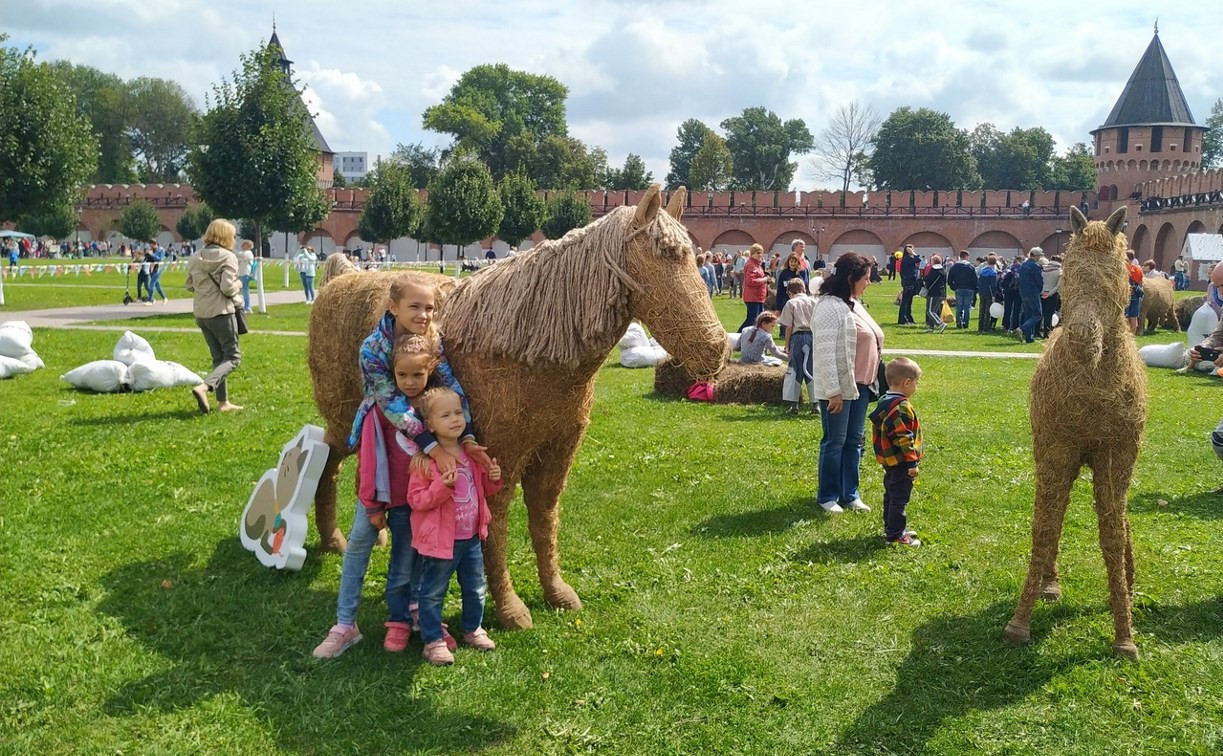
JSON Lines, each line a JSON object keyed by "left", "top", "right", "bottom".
{"left": 409, "top": 387, "right": 504, "bottom": 666}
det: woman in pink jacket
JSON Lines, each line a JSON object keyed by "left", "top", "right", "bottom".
{"left": 738, "top": 244, "right": 769, "bottom": 332}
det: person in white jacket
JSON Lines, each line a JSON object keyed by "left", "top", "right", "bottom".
{"left": 810, "top": 252, "right": 885, "bottom": 514}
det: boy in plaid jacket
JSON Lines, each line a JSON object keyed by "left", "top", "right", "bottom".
{"left": 869, "top": 357, "right": 924, "bottom": 547}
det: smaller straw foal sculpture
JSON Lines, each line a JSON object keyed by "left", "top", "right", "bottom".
{"left": 1004, "top": 206, "right": 1147, "bottom": 660}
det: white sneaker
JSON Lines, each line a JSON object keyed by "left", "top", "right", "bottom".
{"left": 819, "top": 500, "right": 844, "bottom": 513}
{"left": 844, "top": 498, "right": 871, "bottom": 512}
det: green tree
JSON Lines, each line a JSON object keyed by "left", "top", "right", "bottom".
{"left": 48, "top": 61, "right": 135, "bottom": 183}
{"left": 176, "top": 203, "right": 214, "bottom": 241}
{"left": 187, "top": 42, "right": 329, "bottom": 253}
{"left": 497, "top": 170, "right": 544, "bottom": 247}
{"left": 1048, "top": 143, "right": 1097, "bottom": 191}
{"left": 967, "top": 123, "right": 1004, "bottom": 187}
{"left": 119, "top": 200, "right": 161, "bottom": 242}
{"left": 665, "top": 119, "right": 713, "bottom": 189}
{"left": 357, "top": 162, "right": 422, "bottom": 247}
{"left": 720, "top": 107, "right": 814, "bottom": 190}
{"left": 1202, "top": 98, "right": 1223, "bottom": 171}
{"left": 423, "top": 159, "right": 502, "bottom": 256}
{"left": 533, "top": 135, "right": 605, "bottom": 189}
{"left": 422, "top": 64, "right": 568, "bottom": 182}
{"left": 970, "top": 124, "right": 1054, "bottom": 189}
{"left": 331, "top": 170, "right": 348, "bottom": 188}
{"left": 0, "top": 42, "right": 97, "bottom": 222}
{"left": 811, "top": 101, "right": 880, "bottom": 193}
{"left": 606, "top": 153, "right": 653, "bottom": 190}
{"left": 389, "top": 142, "right": 441, "bottom": 188}
{"left": 869, "top": 107, "right": 979, "bottom": 190}
{"left": 126, "top": 77, "right": 197, "bottom": 182}
{"left": 688, "top": 132, "right": 734, "bottom": 191}
{"left": 541, "top": 189, "right": 592, "bottom": 239}
{"left": 18, "top": 203, "right": 78, "bottom": 240}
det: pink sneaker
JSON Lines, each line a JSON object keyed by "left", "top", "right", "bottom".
{"left": 384, "top": 621, "right": 410, "bottom": 652}
{"left": 422, "top": 639, "right": 454, "bottom": 666}
{"left": 463, "top": 627, "right": 496, "bottom": 651}
{"left": 312, "top": 623, "right": 362, "bottom": 659}
{"left": 441, "top": 623, "right": 458, "bottom": 652}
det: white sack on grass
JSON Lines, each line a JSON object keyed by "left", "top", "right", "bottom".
{"left": 618, "top": 322, "right": 652, "bottom": 351}
{"left": 0, "top": 321, "right": 34, "bottom": 359}
{"left": 727, "top": 332, "right": 741, "bottom": 351}
{"left": 129, "top": 359, "right": 203, "bottom": 392}
{"left": 17, "top": 351, "right": 44, "bottom": 370}
{"left": 620, "top": 343, "right": 669, "bottom": 368}
{"left": 62, "top": 360, "right": 130, "bottom": 393}
{"left": 1187, "top": 303, "right": 1220, "bottom": 349}
{"left": 1138, "top": 342, "right": 1188, "bottom": 369}
{"left": 0, "top": 354, "right": 35, "bottom": 379}
{"left": 113, "top": 331, "right": 155, "bottom": 366}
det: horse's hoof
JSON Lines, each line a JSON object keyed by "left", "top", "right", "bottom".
{"left": 496, "top": 597, "right": 533, "bottom": 630}
{"left": 321, "top": 529, "right": 347, "bottom": 553}
{"left": 1041, "top": 583, "right": 1062, "bottom": 603}
{"left": 1112, "top": 641, "right": 1140, "bottom": 661}
{"left": 1002, "top": 622, "right": 1031, "bottom": 647}
{"left": 544, "top": 581, "right": 583, "bottom": 611}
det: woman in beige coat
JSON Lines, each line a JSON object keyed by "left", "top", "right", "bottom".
{"left": 184, "top": 219, "right": 243, "bottom": 413}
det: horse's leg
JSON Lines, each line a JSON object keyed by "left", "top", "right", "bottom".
{"left": 1004, "top": 449, "right": 1077, "bottom": 646}
{"left": 484, "top": 474, "right": 532, "bottom": 630}
{"left": 314, "top": 438, "right": 348, "bottom": 552}
{"left": 1090, "top": 449, "right": 1140, "bottom": 660}
{"left": 520, "top": 432, "right": 584, "bottom": 612}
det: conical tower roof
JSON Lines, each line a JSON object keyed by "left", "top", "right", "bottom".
{"left": 265, "top": 28, "right": 332, "bottom": 155}
{"left": 1093, "top": 30, "right": 1199, "bottom": 132}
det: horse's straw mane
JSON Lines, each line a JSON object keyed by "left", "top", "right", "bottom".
{"left": 441, "top": 204, "right": 692, "bottom": 367}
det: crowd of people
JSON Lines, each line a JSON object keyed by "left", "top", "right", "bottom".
{"left": 3, "top": 236, "right": 197, "bottom": 264}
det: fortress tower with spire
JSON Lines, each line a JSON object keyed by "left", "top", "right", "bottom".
{"left": 268, "top": 25, "right": 335, "bottom": 188}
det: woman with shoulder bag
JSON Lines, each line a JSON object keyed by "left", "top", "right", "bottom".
{"left": 184, "top": 218, "right": 245, "bottom": 413}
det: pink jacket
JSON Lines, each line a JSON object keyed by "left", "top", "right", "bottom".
{"left": 408, "top": 456, "right": 503, "bottom": 560}
{"left": 742, "top": 258, "right": 768, "bottom": 303}
{"left": 357, "top": 408, "right": 411, "bottom": 515}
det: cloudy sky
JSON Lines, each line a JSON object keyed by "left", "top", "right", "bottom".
{"left": 8, "top": 0, "right": 1221, "bottom": 189}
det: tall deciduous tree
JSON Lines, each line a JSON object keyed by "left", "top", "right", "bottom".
{"left": 119, "top": 200, "right": 161, "bottom": 243}
{"left": 688, "top": 132, "right": 734, "bottom": 191}
{"left": 423, "top": 159, "right": 502, "bottom": 256}
{"left": 720, "top": 107, "right": 814, "bottom": 191}
{"left": 187, "top": 42, "right": 329, "bottom": 252}
{"left": 1203, "top": 98, "right": 1223, "bottom": 172}
{"left": 18, "top": 203, "right": 78, "bottom": 240}
{"left": 0, "top": 42, "right": 97, "bottom": 223}
{"left": 811, "top": 101, "right": 881, "bottom": 193}
{"left": 541, "top": 190, "right": 592, "bottom": 239}
{"left": 970, "top": 124, "right": 1054, "bottom": 189}
{"left": 605, "top": 153, "right": 653, "bottom": 190}
{"left": 1048, "top": 143, "right": 1097, "bottom": 191}
{"left": 665, "top": 119, "right": 713, "bottom": 189}
{"left": 423, "top": 64, "right": 569, "bottom": 182}
{"left": 497, "top": 171, "right": 544, "bottom": 247}
{"left": 176, "top": 203, "right": 214, "bottom": 242}
{"left": 357, "top": 162, "right": 422, "bottom": 247}
{"left": 47, "top": 61, "right": 134, "bottom": 184}
{"left": 869, "top": 107, "right": 979, "bottom": 190}
{"left": 389, "top": 142, "right": 441, "bottom": 188}
{"left": 126, "top": 77, "right": 197, "bottom": 183}
{"left": 533, "top": 135, "right": 605, "bottom": 190}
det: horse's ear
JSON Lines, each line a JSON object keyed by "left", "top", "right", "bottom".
{"left": 634, "top": 184, "right": 663, "bottom": 228}
{"left": 1069, "top": 206, "right": 1087, "bottom": 235}
{"left": 665, "top": 187, "right": 686, "bottom": 220}
{"left": 1105, "top": 206, "right": 1127, "bottom": 236}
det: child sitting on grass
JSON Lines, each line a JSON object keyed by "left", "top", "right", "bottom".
{"left": 409, "top": 387, "right": 503, "bottom": 666}
{"left": 868, "top": 357, "right": 924, "bottom": 547}
{"left": 737, "top": 311, "right": 787, "bottom": 367}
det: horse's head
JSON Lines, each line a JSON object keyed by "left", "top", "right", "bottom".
{"left": 1062, "top": 206, "right": 1129, "bottom": 322}
{"left": 625, "top": 185, "right": 727, "bottom": 380}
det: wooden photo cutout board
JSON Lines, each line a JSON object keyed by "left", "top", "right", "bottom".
{"left": 239, "top": 424, "right": 330, "bottom": 571}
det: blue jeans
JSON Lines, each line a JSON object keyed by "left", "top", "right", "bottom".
{"left": 1020, "top": 296, "right": 1042, "bottom": 341}
{"left": 335, "top": 503, "right": 418, "bottom": 626}
{"left": 240, "top": 274, "right": 253, "bottom": 311}
{"left": 817, "top": 385, "right": 871, "bottom": 504}
{"left": 954, "top": 288, "right": 974, "bottom": 328}
{"left": 417, "top": 537, "right": 486, "bottom": 643}
{"left": 739, "top": 301, "right": 764, "bottom": 332}
{"left": 300, "top": 273, "right": 316, "bottom": 302}
{"left": 149, "top": 272, "right": 167, "bottom": 301}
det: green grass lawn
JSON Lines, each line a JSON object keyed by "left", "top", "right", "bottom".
{"left": 2, "top": 283, "right": 1221, "bottom": 753}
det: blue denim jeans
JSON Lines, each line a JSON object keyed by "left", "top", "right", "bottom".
{"left": 240, "top": 274, "right": 253, "bottom": 311}
{"left": 954, "top": 288, "right": 974, "bottom": 328}
{"left": 384, "top": 507, "right": 416, "bottom": 624}
{"left": 149, "top": 272, "right": 167, "bottom": 301}
{"left": 817, "top": 385, "right": 871, "bottom": 505}
{"left": 334, "top": 503, "right": 418, "bottom": 626}
{"left": 300, "top": 273, "right": 316, "bottom": 302}
{"left": 335, "top": 501, "right": 377, "bottom": 626}
{"left": 1020, "top": 296, "right": 1042, "bottom": 341}
{"left": 416, "top": 537, "right": 486, "bottom": 643}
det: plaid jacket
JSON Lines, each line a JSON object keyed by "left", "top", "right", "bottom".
{"left": 869, "top": 393, "right": 923, "bottom": 469}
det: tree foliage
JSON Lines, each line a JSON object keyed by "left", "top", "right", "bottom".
{"left": 330, "top": 170, "right": 348, "bottom": 188}
{"left": 1203, "top": 98, "right": 1223, "bottom": 172}
{"left": 176, "top": 203, "right": 214, "bottom": 241}
{"left": 1048, "top": 143, "right": 1097, "bottom": 191}
{"left": 187, "top": 42, "right": 328, "bottom": 248}
{"left": 665, "top": 119, "right": 713, "bottom": 189}
{"left": 357, "top": 162, "right": 422, "bottom": 245}
{"left": 126, "top": 76, "right": 197, "bottom": 182}
{"left": 18, "top": 203, "right": 78, "bottom": 240}
{"left": 47, "top": 61, "right": 134, "bottom": 184}
{"left": 720, "top": 107, "right": 813, "bottom": 190}
{"left": 119, "top": 200, "right": 161, "bottom": 242}
{"left": 969, "top": 124, "right": 1055, "bottom": 189}
{"left": 533, "top": 135, "right": 606, "bottom": 190}
{"left": 0, "top": 42, "right": 98, "bottom": 223}
{"left": 422, "top": 159, "right": 502, "bottom": 249}
{"left": 605, "top": 153, "right": 653, "bottom": 190}
{"left": 541, "top": 190, "right": 592, "bottom": 239}
{"left": 389, "top": 142, "right": 441, "bottom": 188}
{"left": 688, "top": 132, "right": 734, "bottom": 191}
{"left": 812, "top": 101, "right": 881, "bottom": 193}
{"left": 869, "top": 107, "right": 979, "bottom": 190}
{"left": 497, "top": 171, "right": 544, "bottom": 247}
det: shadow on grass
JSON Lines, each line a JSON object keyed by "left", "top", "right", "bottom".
{"left": 1136, "top": 595, "right": 1223, "bottom": 642}
{"left": 796, "top": 535, "right": 888, "bottom": 564}
{"left": 72, "top": 407, "right": 202, "bottom": 425}
{"left": 692, "top": 497, "right": 827, "bottom": 538}
{"left": 97, "top": 539, "right": 515, "bottom": 753}
{"left": 1130, "top": 490, "right": 1222, "bottom": 519}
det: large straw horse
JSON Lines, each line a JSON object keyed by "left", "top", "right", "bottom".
{"left": 307, "top": 185, "right": 726, "bottom": 629}
{"left": 1003, "top": 206, "right": 1148, "bottom": 660}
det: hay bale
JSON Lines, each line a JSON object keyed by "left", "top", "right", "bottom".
{"left": 1176, "top": 295, "right": 1205, "bottom": 330}
{"left": 1139, "top": 277, "right": 1177, "bottom": 332}
{"left": 655, "top": 357, "right": 786, "bottom": 404}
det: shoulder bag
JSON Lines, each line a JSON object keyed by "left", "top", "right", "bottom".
{"left": 208, "top": 270, "right": 248, "bottom": 335}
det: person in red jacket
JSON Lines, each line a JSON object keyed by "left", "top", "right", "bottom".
{"left": 738, "top": 244, "right": 769, "bottom": 332}
{"left": 410, "top": 387, "right": 504, "bottom": 666}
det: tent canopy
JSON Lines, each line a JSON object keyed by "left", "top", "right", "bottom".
{"left": 1181, "top": 233, "right": 1223, "bottom": 262}
{"left": 0, "top": 230, "right": 35, "bottom": 240}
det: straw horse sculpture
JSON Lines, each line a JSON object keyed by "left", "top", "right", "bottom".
{"left": 1003, "top": 206, "right": 1148, "bottom": 660}
{"left": 307, "top": 185, "right": 727, "bottom": 629}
